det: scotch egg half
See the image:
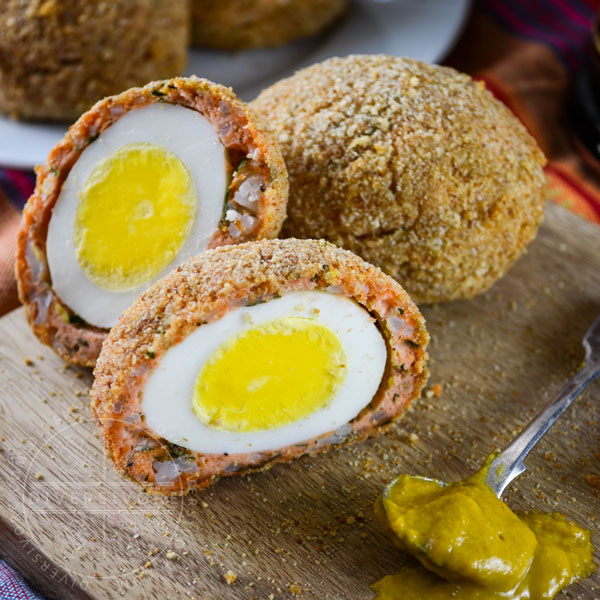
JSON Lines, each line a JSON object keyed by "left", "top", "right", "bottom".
{"left": 16, "top": 77, "right": 288, "bottom": 365}
{"left": 91, "top": 239, "right": 429, "bottom": 495}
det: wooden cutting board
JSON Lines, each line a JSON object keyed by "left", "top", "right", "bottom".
{"left": 0, "top": 201, "right": 599, "bottom": 600}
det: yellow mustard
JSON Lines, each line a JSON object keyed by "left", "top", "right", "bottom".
{"left": 373, "top": 461, "right": 594, "bottom": 599}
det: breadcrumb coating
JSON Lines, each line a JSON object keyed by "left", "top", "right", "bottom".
{"left": 16, "top": 77, "right": 288, "bottom": 366}
{"left": 0, "top": 0, "right": 189, "bottom": 121}
{"left": 252, "top": 55, "right": 547, "bottom": 304}
{"left": 190, "top": 0, "right": 348, "bottom": 50}
{"left": 91, "top": 239, "right": 429, "bottom": 495}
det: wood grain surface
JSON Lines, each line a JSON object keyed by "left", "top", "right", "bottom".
{"left": 0, "top": 201, "right": 599, "bottom": 600}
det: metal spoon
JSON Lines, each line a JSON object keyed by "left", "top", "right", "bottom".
{"left": 381, "top": 315, "right": 600, "bottom": 502}
{"left": 485, "top": 315, "right": 600, "bottom": 498}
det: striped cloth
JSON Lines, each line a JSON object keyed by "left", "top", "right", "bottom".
{"left": 446, "top": 0, "right": 600, "bottom": 222}
{"left": 481, "top": 0, "right": 597, "bottom": 71}
{"left": 0, "top": 561, "right": 43, "bottom": 600}
{"left": 0, "top": 185, "right": 23, "bottom": 315}
{"left": 0, "top": 169, "right": 34, "bottom": 212}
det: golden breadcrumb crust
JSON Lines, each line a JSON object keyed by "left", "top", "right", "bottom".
{"left": 252, "top": 55, "right": 547, "bottom": 304}
{"left": 16, "top": 77, "right": 288, "bottom": 366}
{"left": 0, "top": 0, "right": 189, "bottom": 121}
{"left": 191, "top": 0, "right": 348, "bottom": 50}
{"left": 91, "top": 239, "right": 429, "bottom": 495}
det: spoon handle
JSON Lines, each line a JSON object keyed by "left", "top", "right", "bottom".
{"left": 485, "top": 361, "right": 600, "bottom": 498}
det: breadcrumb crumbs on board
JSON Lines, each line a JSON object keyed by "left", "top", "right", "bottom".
{"left": 252, "top": 55, "right": 546, "bottom": 304}
{"left": 289, "top": 582, "right": 302, "bottom": 594}
{"left": 224, "top": 570, "right": 237, "bottom": 584}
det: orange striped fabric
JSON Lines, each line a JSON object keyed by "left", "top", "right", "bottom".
{"left": 0, "top": 190, "right": 21, "bottom": 316}
{"left": 446, "top": 3, "right": 600, "bottom": 225}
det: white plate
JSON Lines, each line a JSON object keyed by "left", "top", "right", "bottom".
{"left": 0, "top": 0, "right": 469, "bottom": 169}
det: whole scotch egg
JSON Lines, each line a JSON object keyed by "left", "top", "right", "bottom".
{"left": 251, "top": 55, "right": 547, "bottom": 304}
{"left": 91, "top": 239, "right": 429, "bottom": 495}
{"left": 16, "top": 77, "right": 288, "bottom": 366}
{"left": 190, "top": 0, "right": 349, "bottom": 50}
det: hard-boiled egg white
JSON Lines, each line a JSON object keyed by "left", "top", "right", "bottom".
{"left": 142, "top": 290, "right": 387, "bottom": 454}
{"left": 46, "top": 103, "right": 227, "bottom": 329}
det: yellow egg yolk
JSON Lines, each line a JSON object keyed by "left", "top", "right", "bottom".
{"left": 192, "top": 317, "right": 348, "bottom": 432}
{"left": 74, "top": 142, "right": 196, "bottom": 291}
